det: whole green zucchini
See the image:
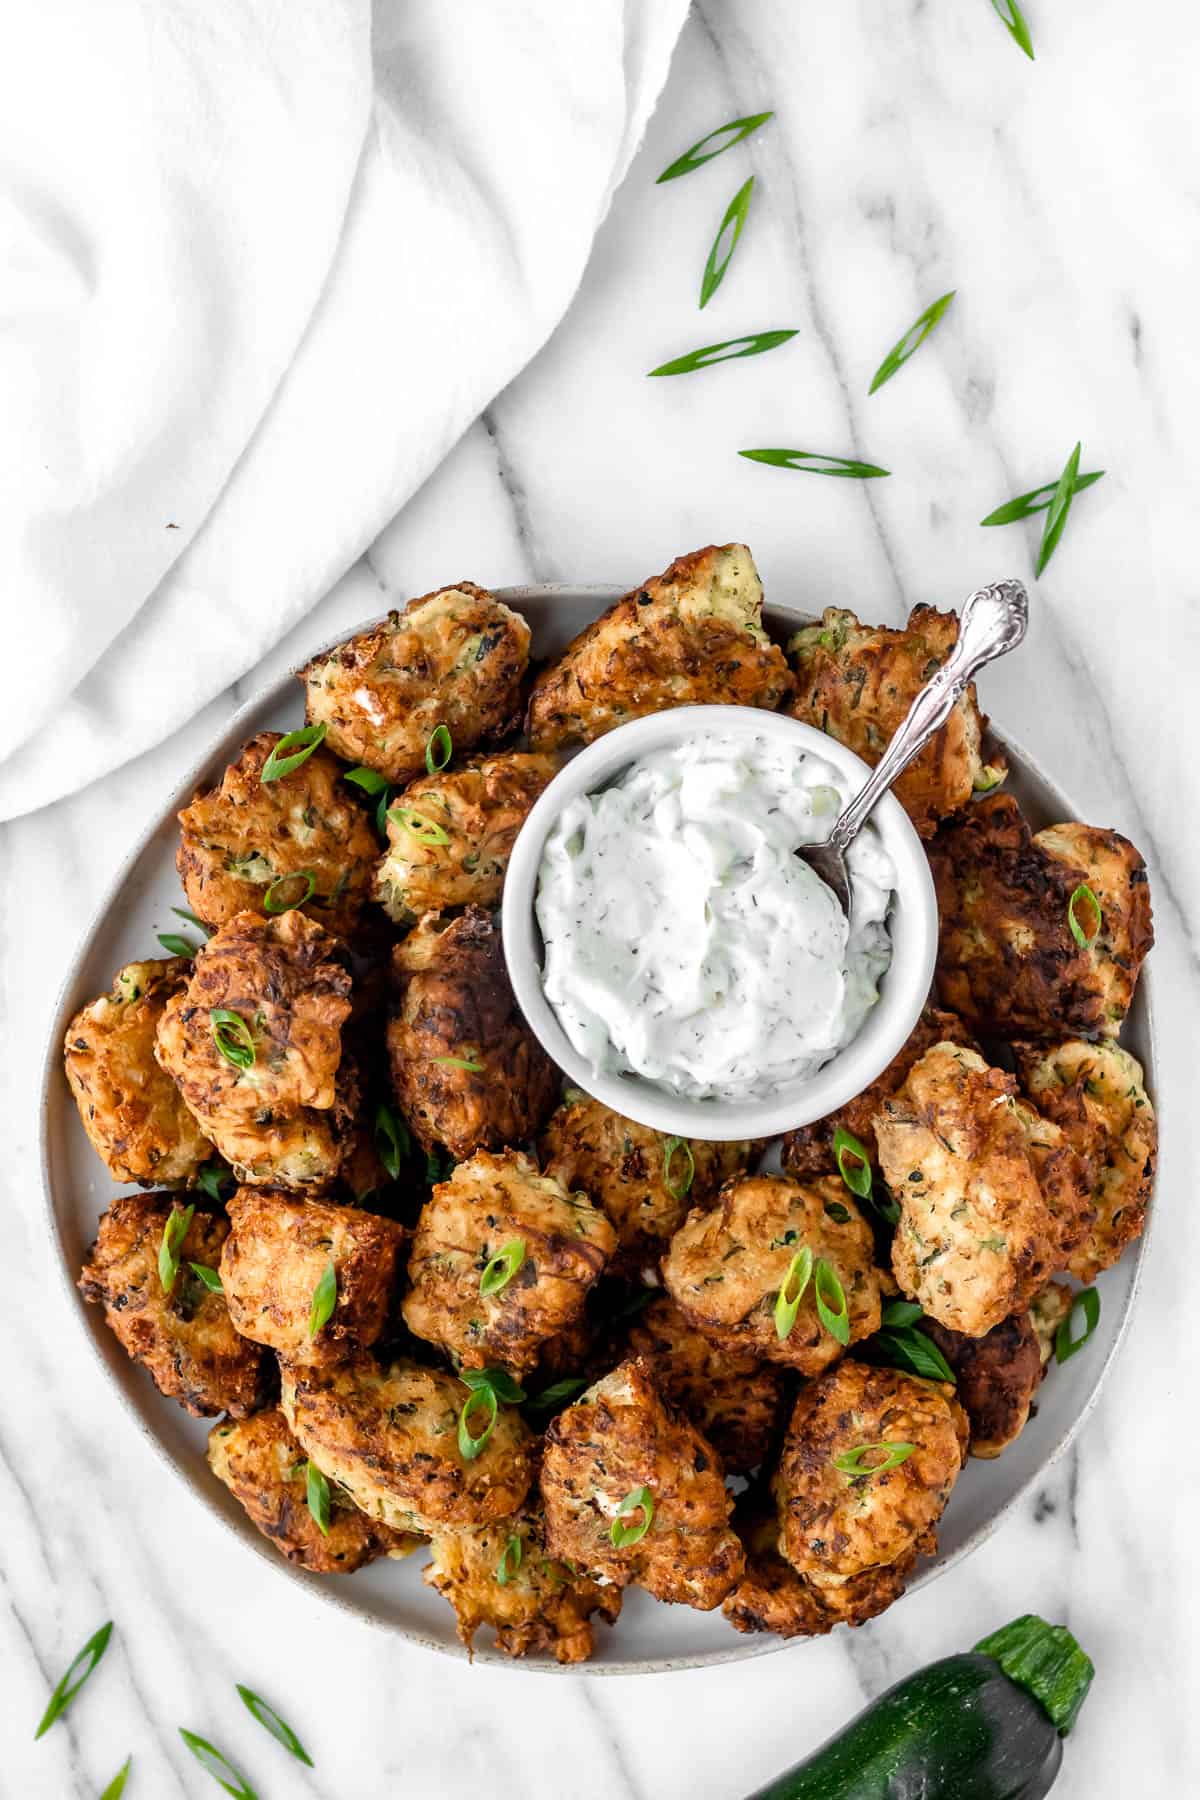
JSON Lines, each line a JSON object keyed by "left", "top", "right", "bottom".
{"left": 745, "top": 1614, "right": 1094, "bottom": 1800}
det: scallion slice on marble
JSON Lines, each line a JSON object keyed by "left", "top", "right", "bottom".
{"left": 649, "top": 330, "right": 797, "bottom": 377}
{"left": 34, "top": 1621, "right": 113, "bottom": 1739}
{"left": 236, "top": 1684, "right": 314, "bottom": 1767}
{"left": 656, "top": 112, "right": 773, "bottom": 183}
{"left": 991, "top": 0, "right": 1035, "bottom": 60}
{"left": 739, "top": 448, "right": 890, "bottom": 478}
{"left": 99, "top": 1755, "right": 132, "bottom": 1799}
{"left": 700, "top": 177, "right": 755, "bottom": 308}
{"left": 981, "top": 468, "right": 1104, "bottom": 526}
{"left": 178, "top": 1729, "right": 260, "bottom": 1799}
{"left": 1035, "top": 441, "right": 1084, "bottom": 575}
{"left": 868, "top": 290, "right": 956, "bottom": 394}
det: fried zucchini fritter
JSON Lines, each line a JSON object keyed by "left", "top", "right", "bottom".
{"left": 540, "top": 1359, "right": 743, "bottom": 1610}
{"left": 155, "top": 909, "right": 357, "bottom": 1191}
{"left": 661, "top": 1174, "right": 881, "bottom": 1374}
{"left": 220, "top": 1189, "right": 406, "bottom": 1364}
{"left": 875, "top": 1043, "right": 1090, "bottom": 1336}
{"left": 301, "top": 584, "right": 530, "bottom": 781}
{"left": 280, "top": 1356, "right": 533, "bottom": 1536}
{"left": 785, "top": 605, "right": 1001, "bottom": 838}
{"left": 401, "top": 1149, "right": 615, "bottom": 1377}
{"left": 63, "top": 958, "right": 213, "bottom": 1187}
{"left": 773, "top": 1361, "right": 967, "bottom": 1602}
{"left": 525, "top": 544, "right": 792, "bottom": 751}
{"left": 79, "top": 1193, "right": 269, "bottom": 1417}
{"left": 387, "top": 909, "right": 558, "bottom": 1159}
{"left": 176, "top": 733, "right": 380, "bottom": 939}
{"left": 624, "top": 1294, "right": 785, "bottom": 1473}
{"left": 781, "top": 1005, "right": 975, "bottom": 1182}
{"left": 919, "top": 1310, "right": 1045, "bottom": 1458}
{"left": 424, "top": 1508, "right": 621, "bottom": 1663}
{"left": 722, "top": 1499, "right": 906, "bottom": 1638}
{"left": 207, "top": 1408, "right": 419, "bottom": 1572}
{"left": 929, "top": 793, "right": 1153, "bottom": 1039}
{"left": 539, "top": 1094, "right": 754, "bottom": 1272}
{"left": 373, "top": 751, "right": 557, "bottom": 926}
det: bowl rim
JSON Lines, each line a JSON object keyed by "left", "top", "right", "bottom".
{"left": 501, "top": 703, "right": 938, "bottom": 1141}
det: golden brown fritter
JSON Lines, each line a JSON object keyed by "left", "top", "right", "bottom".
{"left": 661, "top": 1174, "right": 881, "bottom": 1374}
{"left": 219, "top": 1188, "right": 406, "bottom": 1365}
{"left": 785, "top": 605, "right": 1002, "bottom": 838}
{"left": 539, "top": 1094, "right": 754, "bottom": 1272}
{"left": 280, "top": 1355, "right": 533, "bottom": 1536}
{"left": 373, "top": 751, "right": 558, "bottom": 926}
{"left": 624, "top": 1294, "right": 786, "bottom": 1473}
{"left": 540, "top": 1359, "right": 743, "bottom": 1610}
{"left": 919, "top": 1311, "right": 1045, "bottom": 1459}
{"left": 176, "top": 733, "right": 381, "bottom": 940}
{"left": 155, "top": 909, "right": 357, "bottom": 1191}
{"left": 401, "top": 1150, "right": 615, "bottom": 1377}
{"left": 64, "top": 959, "right": 214, "bottom": 1187}
{"left": 79, "top": 1193, "right": 269, "bottom": 1418}
{"left": 302, "top": 584, "right": 530, "bottom": 781}
{"left": 929, "top": 793, "right": 1153, "bottom": 1040}
{"left": 1015, "top": 1039, "right": 1157, "bottom": 1281}
{"left": 387, "top": 909, "right": 559, "bottom": 1159}
{"left": 207, "top": 1407, "right": 419, "bottom": 1573}
{"left": 722, "top": 1499, "right": 908, "bottom": 1638}
{"left": 875, "top": 1043, "right": 1091, "bottom": 1337}
{"left": 525, "top": 544, "right": 792, "bottom": 751}
{"left": 773, "top": 1361, "right": 967, "bottom": 1599}
{"left": 423, "top": 1507, "right": 621, "bottom": 1663}
{"left": 781, "top": 1005, "right": 976, "bottom": 1182}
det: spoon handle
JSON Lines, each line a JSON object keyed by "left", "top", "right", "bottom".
{"left": 828, "top": 579, "right": 1029, "bottom": 854}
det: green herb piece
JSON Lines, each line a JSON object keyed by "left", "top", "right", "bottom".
{"left": 1036, "top": 441, "right": 1083, "bottom": 576}
{"left": 306, "top": 1462, "right": 331, "bottom": 1535}
{"left": 738, "top": 447, "right": 890, "bottom": 478}
{"left": 195, "top": 1160, "right": 231, "bottom": 1203}
{"left": 610, "top": 1485, "right": 654, "bottom": 1548}
{"left": 656, "top": 111, "right": 774, "bottom": 183}
{"left": 33, "top": 1621, "right": 113, "bottom": 1739}
{"left": 458, "top": 1384, "right": 498, "bottom": 1459}
{"left": 880, "top": 1297, "right": 924, "bottom": 1329}
{"left": 1067, "top": 883, "right": 1102, "bottom": 949}
{"left": 374, "top": 1102, "right": 410, "bottom": 1180}
{"left": 662, "top": 1136, "right": 695, "bottom": 1200}
{"left": 157, "top": 933, "right": 199, "bottom": 957}
{"left": 480, "top": 1238, "right": 526, "bottom": 1298}
{"left": 649, "top": 329, "right": 797, "bottom": 377}
{"left": 260, "top": 723, "right": 327, "bottom": 783}
{"left": 172, "top": 906, "right": 212, "bottom": 936}
{"left": 980, "top": 469, "right": 1104, "bottom": 526}
{"left": 866, "top": 1179, "right": 902, "bottom": 1228}
{"left": 460, "top": 1367, "right": 526, "bottom": 1404}
{"left": 344, "top": 765, "right": 388, "bottom": 796}
{"left": 189, "top": 1263, "right": 224, "bottom": 1294}
{"left": 700, "top": 177, "right": 755, "bottom": 309}
{"left": 425, "top": 1147, "right": 452, "bottom": 1185}
{"left": 210, "top": 1008, "right": 255, "bottom": 1071}
{"left": 388, "top": 805, "right": 450, "bottom": 846}
{"left": 832, "top": 1126, "right": 872, "bottom": 1198}
{"left": 990, "top": 0, "right": 1035, "bottom": 60}
{"left": 432, "top": 1055, "right": 484, "bottom": 1071}
{"left": 495, "top": 1534, "right": 523, "bottom": 1586}
{"left": 872, "top": 1325, "right": 955, "bottom": 1384}
{"left": 833, "top": 1440, "right": 916, "bottom": 1477}
{"left": 1055, "top": 1287, "right": 1100, "bottom": 1363}
{"left": 774, "top": 1245, "right": 814, "bottom": 1340}
{"left": 99, "top": 1755, "right": 132, "bottom": 1799}
{"left": 868, "top": 290, "right": 955, "bottom": 394}
{"left": 308, "top": 1261, "right": 337, "bottom": 1338}
{"left": 236, "top": 1685, "right": 314, "bottom": 1768}
{"left": 814, "top": 1258, "right": 850, "bottom": 1345}
{"left": 158, "top": 1204, "right": 195, "bottom": 1296}
{"left": 522, "top": 1376, "right": 588, "bottom": 1418}
{"left": 262, "top": 870, "right": 316, "bottom": 914}
{"left": 425, "top": 724, "right": 453, "bottom": 775}
{"left": 178, "top": 1729, "right": 259, "bottom": 1798}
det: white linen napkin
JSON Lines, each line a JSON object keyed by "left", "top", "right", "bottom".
{"left": 0, "top": 0, "right": 687, "bottom": 821}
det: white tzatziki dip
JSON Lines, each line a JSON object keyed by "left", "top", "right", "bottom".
{"left": 535, "top": 731, "right": 896, "bottom": 1103}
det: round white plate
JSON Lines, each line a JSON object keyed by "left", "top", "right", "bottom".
{"left": 39, "top": 585, "right": 1155, "bottom": 1671}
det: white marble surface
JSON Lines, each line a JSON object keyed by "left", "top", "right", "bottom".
{"left": 4, "top": 1, "right": 1199, "bottom": 1794}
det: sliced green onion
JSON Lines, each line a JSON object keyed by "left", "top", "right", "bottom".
{"left": 425, "top": 724, "right": 453, "bottom": 775}
{"left": 178, "top": 1729, "right": 259, "bottom": 1799}
{"left": 1068, "top": 883, "right": 1102, "bottom": 949}
{"left": 814, "top": 1258, "right": 850, "bottom": 1346}
{"left": 991, "top": 0, "right": 1035, "bottom": 60}
{"left": 495, "top": 1533, "right": 523, "bottom": 1586}
{"left": 374, "top": 1102, "right": 410, "bottom": 1180}
{"left": 739, "top": 447, "right": 890, "bottom": 478}
{"left": 480, "top": 1238, "right": 526, "bottom": 1298}
{"left": 433, "top": 1055, "right": 484, "bottom": 1071}
{"left": 157, "top": 932, "right": 198, "bottom": 957}
{"left": 866, "top": 1178, "right": 902, "bottom": 1228}
{"left": 173, "top": 906, "right": 212, "bottom": 936}
{"left": 460, "top": 1366, "right": 526, "bottom": 1404}
{"left": 833, "top": 1126, "right": 872, "bottom": 1198}
{"left": 981, "top": 469, "right": 1104, "bottom": 526}
{"left": 33, "top": 1621, "right": 113, "bottom": 1738}
{"left": 1036, "top": 441, "right": 1083, "bottom": 577}
{"left": 868, "top": 290, "right": 956, "bottom": 395}
{"left": 210, "top": 1008, "right": 255, "bottom": 1071}
{"left": 308, "top": 1260, "right": 337, "bottom": 1338}
{"left": 774, "top": 1245, "right": 814, "bottom": 1340}
{"left": 158, "top": 1203, "right": 195, "bottom": 1296}
{"left": 344, "top": 765, "right": 388, "bottom": 796}
{"left": 657, "top": 111, "right": 774, "bottom": 183}
{"left": 388, "top": 805, "right": 450, "bottom": 846}
{"left": 880, "top": 1298, "right": 924, "bottom": 1329}
{"left": 649, "top": 329, "right": 797, "bottom": 377}
{"left": 522, "top": 1376, "right": 588, "bottom": 1418}
{"left": 236, "top": 1685, "right": 314, "bottom": 1768}
{"left": 833, "top": 1440, "right": 916, "bottom": 1477}
{"left": 306, "top": 1462, "right": 331, "bottom": 1536}
{"left": 700, "top": 176, "right": 754, "bottom": 309}
{"left": 610, "top": 1485, "right": 654, "bottom": 1548}
{"left": 262, "top": 870, "right": 316, "bottom": 915}
{"left": 458, "top": 1384, "right": 498, "bottom": 1459}
{"left": 425, "top": 1147, "right": 452, "bottom": 1185}
{"left": 1055, "top": 1287, "right": 1100, "bottom": 1363}
{"left": 195, "top": 1160, "right": 231, "bottom": 1203}
{"left": 99, "top": 1756, "right": 132, "bottom": 1799}
{"left": 662, "top": 1136, "right": 695, "bottom": 1201}
{"left": 824, "top": 1200, "right": 851, "bottom": 1224}
{"left": 872, "top": 1326, "right": 956, "bottom": 1384}
{"left": 260, "top": 723, "right": 327, "bottom": 783}
{"left": 189, "top": 1263, "right": 224, "bottom": 1294}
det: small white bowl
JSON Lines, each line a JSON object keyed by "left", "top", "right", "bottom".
{"left": 501, "top": 704, "right": 937, "bottom": 1141}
